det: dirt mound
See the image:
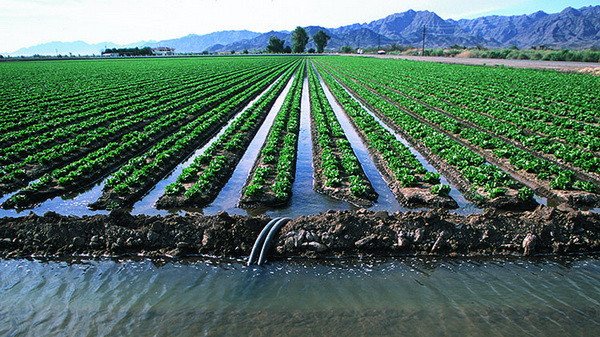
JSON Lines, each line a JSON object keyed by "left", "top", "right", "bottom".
{"left": 455, "top": 50, "right": 474, "bottom": 58}
{"left": 578, "top": 67, "right": 600, "bottom": 76}
{"left": 0, "top": 207, "right": 598, "bottom": 259}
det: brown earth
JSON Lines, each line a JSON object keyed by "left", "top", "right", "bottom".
{"left": 359, "top": 54, "right": 600, "bottom": 73}
{"left": 0, "top": 207, "right": 598, "bottom": 260}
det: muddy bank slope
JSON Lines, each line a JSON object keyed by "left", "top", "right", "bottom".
{"left": 0, "top": 207, "right": 597, "bottom": 259}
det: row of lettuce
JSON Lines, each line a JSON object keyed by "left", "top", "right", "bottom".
{"left": 2, "top": 57, "right": 300, "bottom": 209}
{"left": 1, "top": 56, "right": 598, "bottom": 212}
{"left": 316, "top": 57, "right": 598, "bottom": 206}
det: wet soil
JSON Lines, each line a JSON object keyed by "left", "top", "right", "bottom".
{"left": 0, "top": 207, "right": 597, "bottom": 259}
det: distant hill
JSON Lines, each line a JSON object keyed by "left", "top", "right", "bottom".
{"left": 148, "top": 30, "right": 260, "bottom": 53}
{"left": 454, "top": 6, "right": 600, "bottom": 49}
{"left": 7, "top": 5, "right": 599, "bottom": 56}
{"left": 9, "top": 41, "right": 119, "bottom": 56}
{"left": 209, "top": 6, "right": 600, "bottom": 52}
{"left": 8, "top": 30, "right": 259, "bottom": 56}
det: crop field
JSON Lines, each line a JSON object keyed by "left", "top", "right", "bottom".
{"left": 0, "top": 56, "right": 598, "bottom": 217}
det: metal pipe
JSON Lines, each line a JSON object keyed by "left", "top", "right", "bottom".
{"left": 247, "top": 218, "right": 281, "bottom": 266}
{"left": 257, "top": 217, "right": 290, "bottom": 266}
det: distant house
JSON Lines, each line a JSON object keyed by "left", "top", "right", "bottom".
{"left": 152, "top": 47, "right": 175, "bottom": 56}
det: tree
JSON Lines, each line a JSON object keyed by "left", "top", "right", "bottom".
{"left": 313, "top": 30, "right": 331, "bottom": 53}
{"left": 340, "top": 45, "right": 354, "bottom": 54}
{"left": 266, "top": 36, "right": 285, "bottom": 53}
{"left": 283, "top": 45, "right": 292, "bottom": 54}
{"left": 243, "top": 49, "right": 249, "bottom": 54}
{"left": 291, "top": 26, "right": 309, "bottom": 53}
{"left": 307, "top": 48, "right": 315, "bottom": 53}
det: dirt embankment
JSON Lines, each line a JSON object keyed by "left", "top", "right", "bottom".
{"left": 0, "top": 207, "right": 598, "bottom": 259}
{"left": 360, "top": 54, "right": 600, "bottom": 73}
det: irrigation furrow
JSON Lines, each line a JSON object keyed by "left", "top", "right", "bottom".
{"left": 327, "top": 73, "right": 481, "bottom": 214}
{"left": 239, "top": 61, "right": 306, "bottom": 208}
{"left": 263, "top": 76, "right": 354, "bottom": 218}
{"left": 2, "top": 62, "right": 295, "bottom": 209}
{"left": 205, "top": 75, "right": 300, "bottom": 215}
{"left": 315, "top": 67, "right": 403, "bottom": 211}
{"left": 322, "top": 63, "right": 538, "bottom": 209}
{"left": 0, "top": 61, "right": 293, "bottom": 196}
{"left": 316, "top": 64, "right": 459, "bottom": 210}
{"left": 336, "top": 73, "right": 583, "bottom": 207}
{"left": 307, "top": 64, "right": 377, "bottom": 207}
{"left": 92, "top": 66, "right": 296, "bottom": 210}
{"left": 156, "top": 63, "right": 299, "bottom": 209}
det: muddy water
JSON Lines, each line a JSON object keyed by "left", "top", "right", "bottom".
{"left": 318, "top": 74, "right": 404, "bottom": 212}
{"left": 0, "top": 183, "right": 109, "bottom": 218}
{"left": 1, "top": 257, "right": 598, "bottom": 337}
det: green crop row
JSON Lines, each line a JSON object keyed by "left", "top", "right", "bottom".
{"left": 324, "top": 62, "right": 598, "bottom": 194}
{"left": 93, "top": 62, "right": 296, "bottom": 209}
{"left": 0, "top": 62, "right": 269, "bottom": 151}
{"left": 158, "top": 61, "right": 301, "bottom": 208}
{"left": 317, "top": 60, "right": 530, "bottom": 203}
{"left": 0, "top": 59, "right": 295, "bottom": 196}
{"left": 316, "top": 65, "right": 456, "bottom": 200}
{"left": 307, "top": 63, "right": 375, "bottom": 202}
{"left": 0, "top": 62, "right": 273, "bottom": 166}
{"left": 2, "top": 60, "right": 297, "bottom": 208}
{"left": 241, "top": 61, "right": 306, "bottom": 205}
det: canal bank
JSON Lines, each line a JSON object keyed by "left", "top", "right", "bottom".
{"left": 0, "top": 206, "right": 598, "bottom": 259}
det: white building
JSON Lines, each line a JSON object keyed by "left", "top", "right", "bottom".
{"left": 152, "top": 47, "right": 175, "bottom": 56}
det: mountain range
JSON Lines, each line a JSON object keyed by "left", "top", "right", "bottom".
{"left": 6, "top": 5, "right": 599, "bottom": 56}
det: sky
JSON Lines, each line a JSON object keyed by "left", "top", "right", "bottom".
{"left": 1, "top": 0, "right": 598, "bottom": 53}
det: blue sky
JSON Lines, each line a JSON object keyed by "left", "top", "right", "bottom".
{"left": 0, "top": 0, "right": 597, "bottom": 52}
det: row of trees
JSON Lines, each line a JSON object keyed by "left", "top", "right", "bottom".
{"left": 102, "top": 47, "right": 153, "bottom": 56}
{"left": 267, "top": 27, "right": 331, "bottom": 54}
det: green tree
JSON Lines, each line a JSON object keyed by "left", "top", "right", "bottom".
{"left": 340, "top": 45, "right": 354, "bottom": 54}
{"left": 313, "top": 30, "right": 331, "bottom": 53}
{"left": 291, "top": 26, "right": 309, "bottom": 53}
{"left": 266, "top": 36, "right": 285, "bottom": 53}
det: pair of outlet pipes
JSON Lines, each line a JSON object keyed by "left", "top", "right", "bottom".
{"left": 247, "top": 217, "right": 290, "bottom": 266}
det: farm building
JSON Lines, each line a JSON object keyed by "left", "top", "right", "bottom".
{"left": 152, "top": 47, "right": 175, "bottom": 56}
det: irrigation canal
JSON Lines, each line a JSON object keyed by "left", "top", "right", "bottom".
{"left": 1, "top": 257, "right": 598, "bottom": 336}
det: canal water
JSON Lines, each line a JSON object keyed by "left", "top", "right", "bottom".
{"left": 1, "top": 257, "right": 598, "bottom": 336}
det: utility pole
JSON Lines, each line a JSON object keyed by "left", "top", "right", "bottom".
{"left": 421, "top": 26, "right": 426, "bottom": 56}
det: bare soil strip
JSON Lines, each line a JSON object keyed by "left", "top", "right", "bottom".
{"left": 360, "top": 55, "right": 600, "bottom": 72}
{"left": 0, "top": 207, "right": 597, "bottom": 259}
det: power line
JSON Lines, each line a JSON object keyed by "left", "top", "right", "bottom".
{"left": 422, "top": 26, "right": 426, "bottom": 56}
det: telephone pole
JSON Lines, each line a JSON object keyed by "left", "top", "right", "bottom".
{"left": 421, "top": 26, "right": 426, "bottom": 56}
